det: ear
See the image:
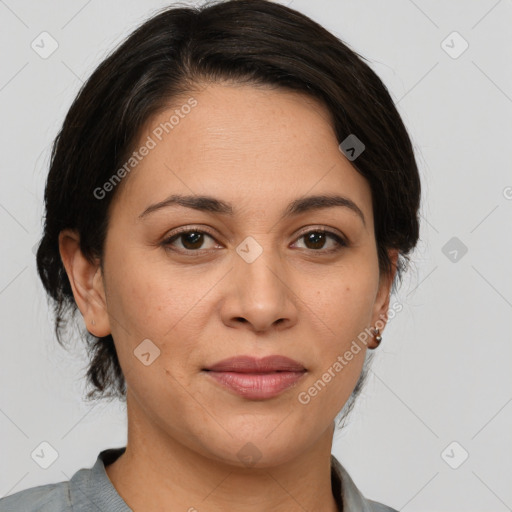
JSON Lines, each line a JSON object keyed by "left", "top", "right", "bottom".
{"left": 58, "top": 228, "right": 111, "bottom": 337}
{"left": 368, "top": 248, "right": 399, "bottom": 348}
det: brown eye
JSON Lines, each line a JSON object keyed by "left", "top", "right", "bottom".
{"left": 162, "top": 227, "right": 347, "bottom": 255}
{"left": 176, "top": 231, "right": 206, "bottom": 250}
{"left": 293, "top": 230, "right": 347, "bottom": 253}
{"left": 163, "top": 229, "right": 218, "bottom": 252}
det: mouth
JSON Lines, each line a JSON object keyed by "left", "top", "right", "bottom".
{"left": 202, "top": 355, "right": 307, "bottom": 400}
{"left": 203, "top": 355, "right": 306, "bottom": 373}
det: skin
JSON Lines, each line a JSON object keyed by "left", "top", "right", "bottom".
{"left": 59, "top": 82, "right": 398, "bottom": 512}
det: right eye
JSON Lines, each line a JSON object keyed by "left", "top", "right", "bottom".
{"left": 161, "top": 227, "right": 221, "bottom": 253}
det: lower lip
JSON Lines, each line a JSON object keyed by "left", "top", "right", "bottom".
{"left": 205, "top": 371, "right": 306, "bottom": 400}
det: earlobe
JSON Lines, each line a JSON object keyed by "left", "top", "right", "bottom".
{"left": 369, "top": 249, "right": 399, "bottom": 347}
{"left": 58, "top": 229, "right": 111, "bottom": 337}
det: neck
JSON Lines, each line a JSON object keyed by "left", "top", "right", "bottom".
{"left": 105, "top": 392, "right": 340, "bottom": 512}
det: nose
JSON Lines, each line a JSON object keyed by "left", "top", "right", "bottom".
{"left": 220, "top": 240, "right": 299, "bottom": 333}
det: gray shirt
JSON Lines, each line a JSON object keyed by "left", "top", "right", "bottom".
{"left": 0, "top": 447, "right": 398, "bottom": 511}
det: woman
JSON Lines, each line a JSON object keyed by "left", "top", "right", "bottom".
{"left": 0, "top": 0, "right": 420, "bottom": 510}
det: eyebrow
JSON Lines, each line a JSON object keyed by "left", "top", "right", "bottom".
{"left": 138, "top": 193, "right": 366, "bottom": 227}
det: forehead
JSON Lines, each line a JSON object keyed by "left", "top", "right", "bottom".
{"left": 109, "top": 83, "right": 373, "bottom": 226}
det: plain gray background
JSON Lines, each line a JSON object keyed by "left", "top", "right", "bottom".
{"left": 1, "top": 1, "right": 511, "bottom": 510}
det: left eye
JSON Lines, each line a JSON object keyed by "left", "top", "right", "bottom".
{"left": 293, "top": 230, "right": 347, "bottom": 252}
{"left": 162, "top": 229, "right": 347, "bottom": 253}
{"left": 163, "top": 230, "right": 219, "bottom": 251}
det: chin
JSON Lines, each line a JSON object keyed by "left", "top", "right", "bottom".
{"left": 200, "top": 429, "right": 309, "bottom": 470}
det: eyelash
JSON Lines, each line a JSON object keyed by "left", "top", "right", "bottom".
{"left": 161, "top": 226, "right": 348, "bottom": 255}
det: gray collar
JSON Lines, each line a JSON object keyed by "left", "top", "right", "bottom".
{"left": 69, "top": 447, "right": 382, "bottom": 512}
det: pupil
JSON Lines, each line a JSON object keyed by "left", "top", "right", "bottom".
{"left": 183, "top": 232, "right": 203, "bottom": 249}
{"left": 306, "top": 232, "right": 325, "bottom": 249}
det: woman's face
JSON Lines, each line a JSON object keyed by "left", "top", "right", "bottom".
{"left": 73, "top": 83, "right": 396, "bottom": 467}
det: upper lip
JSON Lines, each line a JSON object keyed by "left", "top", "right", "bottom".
{"left": 204, "top": 355, "right": 306, "bottom": 373}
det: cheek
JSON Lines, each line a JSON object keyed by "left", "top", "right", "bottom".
{"left": 105, "top": 246, "right": 189, "bottom": 335}
{"left": 104, "top": 252, "right": 211, "bottom": 381}
{"left": 296, "top": 268, "right": 375, "bottom": 400}
{"left": 306, "top": 269, "right": 377, "bottom": 341}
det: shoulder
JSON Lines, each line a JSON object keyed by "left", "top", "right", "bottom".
{"left": 330, "top": 454, "right": 398, "bottom": 512}
{"left": 0, "top": 480, "right": 72, "bottom": 512}
{"left": 0, "top": 447, "right": 128, "bottom": 512}
{"left": 366, "top": 498, "right": 399, "bottom": 512}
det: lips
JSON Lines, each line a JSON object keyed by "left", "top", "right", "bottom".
{"left": 203, "top": 355, "right": 306, "bottom": 400}
{"left": 204, "top": 355, "right": 306, "bottom": 373}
